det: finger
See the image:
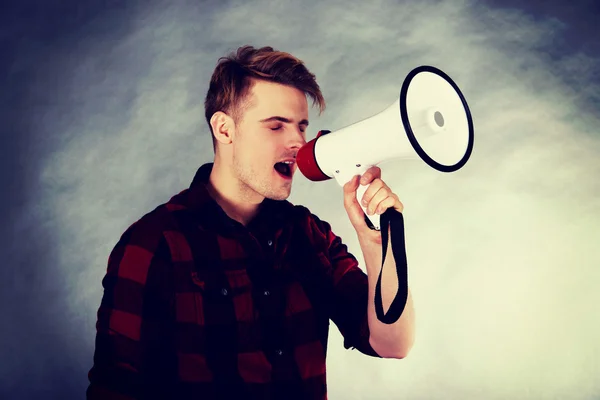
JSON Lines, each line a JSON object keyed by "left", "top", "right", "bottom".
{"left": 378, "top": 193, "right": 404, "bottom": 213}
{"left": 359, "top": 166, "right": 382, "bottom": 186}
{"left": 366, "top": 187, "right": 390, "bottom": 215}
{"left": 394, "top": 196, "right": 404, "bottom": 213}
{"left": 374, "top": 196, "right": 398, "bottom": 215}
{"left": 360, "top": 179, "right": 385, "bottom": 208}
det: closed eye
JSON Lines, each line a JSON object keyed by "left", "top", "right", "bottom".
{"left": 270, "top": 125, "right": 306, "bottom": 133}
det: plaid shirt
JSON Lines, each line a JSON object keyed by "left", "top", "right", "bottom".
{"left": 87, "top": 162, "right": 381, "bottom": 400}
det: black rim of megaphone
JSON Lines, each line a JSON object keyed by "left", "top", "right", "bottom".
{"left": 400, "top": 65, "right": 474, "bottom": 173}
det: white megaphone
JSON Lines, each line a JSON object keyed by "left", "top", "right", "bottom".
{"left": 296, "top": 65, "right": 474, "bottom": 231}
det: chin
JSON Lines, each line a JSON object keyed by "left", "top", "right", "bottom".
{"left": 268, "top": 191, "right": 291, "bottom": 201}
{"left": 267, "top": 186, "right": 292, "bottom": 201}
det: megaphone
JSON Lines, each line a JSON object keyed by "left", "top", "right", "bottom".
{"left": 297, "top": 65, "right": 474, "bottom": 231}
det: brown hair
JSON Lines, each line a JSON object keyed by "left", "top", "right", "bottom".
{"left": 204, "top": 45, "right": 326, "bottom": 153}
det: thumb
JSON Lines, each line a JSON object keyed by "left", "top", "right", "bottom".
{"left": 342, "top": 175, "right": 366, "bottom": 225}
{"left": 342, "top": 174, "right": 360, "bottom": 201}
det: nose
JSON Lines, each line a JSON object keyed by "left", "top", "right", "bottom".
{"left": 288, "top": 127, "right": 306, "bottom": 150}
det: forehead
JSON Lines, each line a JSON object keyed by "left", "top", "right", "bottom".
{"left": 245, "top": 79, "right": 308, "bottom": 117}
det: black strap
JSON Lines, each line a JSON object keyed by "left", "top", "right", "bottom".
{"left": 368, "top": 208, "right": 409, "bottom": 324}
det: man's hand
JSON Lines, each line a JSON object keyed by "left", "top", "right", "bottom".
{"left": 342, "top": 166, "right": 404, "bottom": 244}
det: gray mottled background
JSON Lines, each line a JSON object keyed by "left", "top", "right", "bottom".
{"left": 1, "top": 0, "right": 599, "bottom": 399}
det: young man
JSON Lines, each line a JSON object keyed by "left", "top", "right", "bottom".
{"left": 87, "top": 45, "right": 415, "bottom": 400}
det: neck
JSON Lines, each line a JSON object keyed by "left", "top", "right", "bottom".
{"left": 206, "top": 156, "right": 262, "bottom": 226}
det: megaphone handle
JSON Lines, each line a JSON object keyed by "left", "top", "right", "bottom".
{"left": 374, "top": 208, "right": 409, "bottom": 324}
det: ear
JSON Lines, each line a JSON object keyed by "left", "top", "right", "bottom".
{"left": 210, "top": 111, "right": 235, "bottom": 146}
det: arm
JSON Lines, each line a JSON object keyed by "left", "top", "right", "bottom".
{"left": 87, "top": 222, "right": 175, "bottom": 399}
{"left": 310, "top": 211, "right": 414, "bottom": 359}
{"left": 358, "top": 228, "right": 415, "bottom": 359}
{"left": 341, "top": 169, "right": 416, "bottom": 359}
{"left": 307, "top": 213, "right": 381, "bottom": 358}
{"left": 344, "top": 167, "right": 415, "bottom": 358}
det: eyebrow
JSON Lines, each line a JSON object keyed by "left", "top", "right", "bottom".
{"left": 259, "top": 116, "right": 309, "bottom": 126}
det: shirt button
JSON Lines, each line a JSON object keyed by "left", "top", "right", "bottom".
{"left": 267, "top": 240, "right": 273, "bottom": 246}
{"left": 221, "top": 288, "right": 228, "bottom": 296}
{"left": 263, "top": 290, "right": 270, "bottom": 296}
{"left": 275, "top": 349, "right": 283, "bottom": 356}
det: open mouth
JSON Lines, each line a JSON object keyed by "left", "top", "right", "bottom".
{"left": 274, "top": 161, "right": 293, "bottom": 179}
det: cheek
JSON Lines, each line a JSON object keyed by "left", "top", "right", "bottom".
{"left": 261, "top": 140, "right": 280, "bottom": 157}
{"left": 239, "top": 129, "right": 280, "bottom": 160}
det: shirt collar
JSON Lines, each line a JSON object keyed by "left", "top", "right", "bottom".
{"left": 185, "top": 162, "right": 293, "bottom": 234}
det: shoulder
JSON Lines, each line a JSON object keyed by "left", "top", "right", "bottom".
{"left": 111, "top": 193, "right": 188, "bottom": 263}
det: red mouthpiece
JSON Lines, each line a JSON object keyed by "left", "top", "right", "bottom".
{"left": 296, "top": 130, "right": 331, "bottom": 181}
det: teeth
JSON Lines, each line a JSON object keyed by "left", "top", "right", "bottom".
{"left": 282, "top": 161, "right": 294, "bottom": 164}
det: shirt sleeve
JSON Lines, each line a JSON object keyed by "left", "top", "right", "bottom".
{"left": 308, "top": 212, "right": 382, "bottom": 358}
{"left": 87, "top": 216, "right": 176, "bottom": 399}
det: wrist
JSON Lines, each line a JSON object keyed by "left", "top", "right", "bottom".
{"left": 357, "top": 232, "right": 382, "bottom": 262}
{"left": 357, "top": 229, "right": 383, "bottom": 248}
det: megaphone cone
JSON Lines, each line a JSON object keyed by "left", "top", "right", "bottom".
{"left": 296, "top": 65, "right": 474, "bottom": 231}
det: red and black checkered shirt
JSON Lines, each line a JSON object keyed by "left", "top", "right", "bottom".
{"left": 87, "top": 162, "right": 381, "bottom": 400}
